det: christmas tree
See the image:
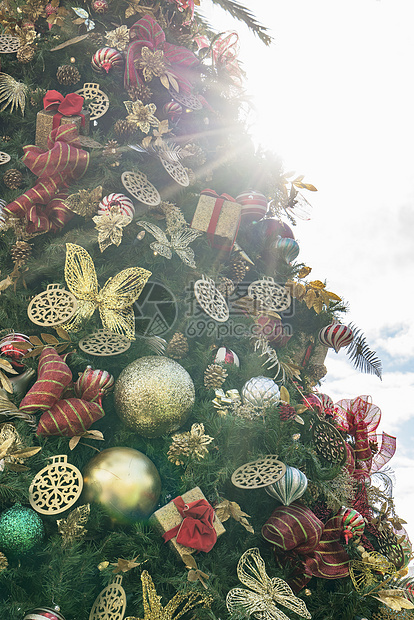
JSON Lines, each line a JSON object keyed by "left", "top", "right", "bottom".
{"left": 0, "top": 2, "right": 412, "bottom": 620}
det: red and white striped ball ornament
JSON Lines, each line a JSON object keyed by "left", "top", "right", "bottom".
{"left": 214, "top": 346, "right": 240, "bottom": 367}
{"left": 318, "top": 323, "right": 353, "bottom": 353}
{"left": 236, "top": 190, "right": 268, "bottom": 225}
{"left": 23, "top": 608, "right": 66, "bottom": 620}
{"left": 163, "top": 101, "right": 183, "bottom": 121}
{"left": 0, "top": 331, "right": 32, "bottom": 368}
{"left": 98, "top": 193, "right": 135, "bottom": 221}
{"left": 91, "top": 47, "right": 124, "bottom": 74}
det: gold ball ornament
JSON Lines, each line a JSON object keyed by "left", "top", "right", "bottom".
{"left": 114, "top": 356, "right": 195, "bottom": 438}
{"left": 82, "top": 447, "right": 161, "bottom": 523}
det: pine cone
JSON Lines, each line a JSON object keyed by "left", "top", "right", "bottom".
{"left": 11, "top": 241, "right": 32, "bottom": 266}
{"left": 16, "top": 44, "right": 35, "bottom": 63}
{"left": 279, "top": 403, "right": 297, "bottom": 421}
{"left": 229, "top": 257, "right": 247, "bottom": 283}
{"left": 0, "top": 551, "right": 8, "bottom": 573}
{"left": 166, "top": 332, "right": 189, "bottom": 360}
{"left": 56, "top": 64, "right": 81, "bottom": 86}
{"left": 3, "top": 169, "right": 23, "bottom": 189}
{"left": 216, "top": 276, "right": 235, "bottom": 297}
{"left": 127, "top": 84, "right": 153, "bottom": 103}
{"left": 114, "top": 119, "right": 137, "bottom": 142}
{"left": 204, "top": 363, "right": 228, "bottom": 390}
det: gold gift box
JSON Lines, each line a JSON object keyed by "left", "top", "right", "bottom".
{"left": 35, "top": 108, "right": 90, "bottom": 150}
{"left": 151, "top": 486, "right": 225, "bottom": 559}
{"left": 191, "top": 193, "right": 241, "bottom": 248}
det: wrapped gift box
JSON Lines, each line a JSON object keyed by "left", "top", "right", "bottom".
{"left": 151, "top": 486, "right": 225, "bottom": 559}
{"left": 35, "top": 108, "right": 90, "bottom": 150}
{"left": 191, "top": 190, "right": 241, "bottom": 251}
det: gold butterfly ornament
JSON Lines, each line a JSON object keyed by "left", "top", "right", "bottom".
{"left": 63, "top": 243, "right": 151, "bottom": 340}
{"left": 136, "top": 221, "right": 202, "bottom": 269}
{"left": 226, "top": 547, "right": 311, "bottom": 620}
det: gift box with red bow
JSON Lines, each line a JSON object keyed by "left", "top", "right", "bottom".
{"left": 151, "top": 487, "right": 225, "bottom": 559}
{"left": 35, "top": 90, "right": 90, "bottom": 150}
{"left": 191, "top": 189, "right": 241, "bottom": 251}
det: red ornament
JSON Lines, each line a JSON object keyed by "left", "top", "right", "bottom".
{"left": 0, "top": 332, "right": 32, "bottom": 368}
{"left": 91, "top": 47, "right": 124, "bottom": 74}
{"left": 23, "top": 608, "right": 66, "bottom": 620}
{"left": 163, "top": 101, "right": 183, "bottom": 121}
{"left": 91, "top": 0, "right": 108, "bottom": 12}
{"left": 45, "top": 3, "right": 58, "bottom": 15}
{"left": 214, "top": 346, "right": 240, "bottom": 367}
{"left": 98, "top": 193, "right": 135, "bottom": 220}
{"left": 255, "top": 315, "right": 291, "bottom": 348}
{"left": 318, "top": 323, "right": 353, "bottom": 353}
{"left": 236, "top": 190, "right": 267, "bottom": 225}
{"left": 260, "top": 218, "right": 295, "bottom": 240}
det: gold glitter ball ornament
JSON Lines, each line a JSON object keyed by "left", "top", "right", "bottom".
{"left": 82, "top": 447, "right": 161, "bottom": 523}
{"left": 114, "top": 356, "right": 195, "bottom": 438}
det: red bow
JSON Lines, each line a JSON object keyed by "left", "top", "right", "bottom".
{"left": 43, "top": 90, "right": 86, "bottom": 131}
{"left": 124, "top": 15, "right": 200, "bottom": 92}
{"left": 262, "top": 502, "right": 350, "bottom": 592}
{"left": 163, "top": 496, "right": 217, "bottom": 552}
{"left": 4, "top": 125, "right": 89, "bottom": 234}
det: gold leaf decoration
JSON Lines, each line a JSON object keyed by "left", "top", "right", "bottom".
{"left": 63, "top": 243, "right": 151, "bottom": 340}
{"left": 215, "top": 499, "right": 254, "bottom": 534}
{"left": 57, "top": 503, "right": 90, "bottom": 545}
{"left": 0, "top": 73, "right": 28, "bottom": 115}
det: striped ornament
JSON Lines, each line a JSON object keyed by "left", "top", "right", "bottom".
{"left": 74, "top": 366, "right": 114, "bottom": 402}
{"left": 318, "top": 323, "right": 353, "bottom": 353}
{"left": 0, "top": 198, "right": 6, "bottom": 227}
{"left": 98, "top": 192, "right": 135, "bottom": 220}
{"left": 214, "top": 346, "right": 240, "bottom": 367}
{"left": 36, "top": 396, "right": 104, "bottom": 437}
{"left": 163, "top": 101, "right": 183, "bottom": 121}
{"left": 236, "top": 190, "right": 267, "bottom": 224}
{"left": 265, "top": 464, "right": 308, "bottom": 505}
{"left": 274, "top": 236, "right": 300, "bottom": 263}
{"left": 339, "top": 507, "right": 365, "bottom": 544}
{"left": 0, "top": 331, "right": 32, "bottom": 366}
{"left": 19, "top": 347, "right": 72, "bottom": 414}
{"left": 23, "top": 608, "right": 66, "bottom": 620}
{"left": 91, "top": 47, "right": 124, "bottom": 74}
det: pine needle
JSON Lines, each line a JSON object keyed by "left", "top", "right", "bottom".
{"left": 345, "top": 322, "right": 383, "bottom": 380}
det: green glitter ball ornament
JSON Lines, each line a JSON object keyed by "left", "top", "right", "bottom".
{"left": 114, "top": 356, "right": 195, "bottom": 438}
{"left": 0, "top": 503, "right": 44, "bottom": 556}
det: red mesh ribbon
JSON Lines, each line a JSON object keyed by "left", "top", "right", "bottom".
{"left": 43, "top": 90, "right": 85, "bottom": 130}
{"left": 163, "top": 496, "right": 217, "bottom": 552}
{"left": 124, "top": 15, "right": 200, "bottom": 91}
{"left": 198, "top": 188, "right": 240, "bottom": 251}
{"left": 5, "top": 125, "right": 89, "bottom": 233}
{"left": 262, "top": 503, "right": 350, "bottom": 592}
{"left": 19, "top": 346, "right": 104, "bottom": 437}
{"left": 334, "top": 395, "right": 396, "bottom": 478}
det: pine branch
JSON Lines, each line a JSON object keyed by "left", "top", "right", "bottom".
{"left": 345, "top": 322, "right": 383, "bottom": 380}
{"left": 208, "top": 0, "right": 273, "bottom": 45}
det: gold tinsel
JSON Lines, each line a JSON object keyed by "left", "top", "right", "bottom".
{"left": 204, "top": 363, "right": 228, "bottom": 390}
{"left": 167, "top": 423, "right": 213, "bottom": 466}
{"left": 125, "top": 570, "right": 211, "bottom": 620}
{"left": 166, "top": 332, "right": 189, "bottom": 359}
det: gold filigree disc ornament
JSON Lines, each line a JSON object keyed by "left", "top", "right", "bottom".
{"left": 121, "top": 170, "right": 161, "bottom": 206}
{"left": 75, "top": 83, "right": 110, "bottom": 120}
{"left": 27, "top": 284, "right": 78, "bottom": 327}
{"left": 89, "top": 575, "right": 127, "bottom": 620}
{"left": 231, "top": 455, "right": 286, "bottom": 489}
{"left": 312, "top": 419, "right": 347, "bottom": 465}
{"left": 194, "top": 275, "right": 229, "bottom": 323}
{"left": 29, "top": 455, "right": 83, "bottom": 515}
{"left": 0, "top": 152, "right": 11, "bottom": 165}
{"left": 159, "top": 155, "right": 189, "bottom": 187}
{"left": 0, "top": 34, "right": 21, "bottom": 53}
{"left": 168, "top": 87, "right": 202, "bottom": 110}
{"left": 79, "top": 329, "right": 131, "bottom": 356}
{"left": 247, "top": 277, "right": 291, "bottom": 314}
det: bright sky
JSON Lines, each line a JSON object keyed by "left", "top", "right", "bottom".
{"left": 203, "top": 0, "right": 414, "bottom": 547}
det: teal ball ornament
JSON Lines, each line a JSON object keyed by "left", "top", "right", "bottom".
{"left": 265, "top": 465, "right": 308, "bottom": 505}
{"left": 82, "top": 447, "right": 162, "bottom": 524}
{"left": 0, "top": 503, "right": 44, "bottom": 556}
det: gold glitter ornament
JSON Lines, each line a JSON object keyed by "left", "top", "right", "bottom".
{"left": 114, "top": 356, "right": 195, "bottom": 438}
{"left": 63, "top": 243, "right": 151, "bottom": 340}
{"left": 0, "top": 73, "right": 28, "bottom": 115}
{"left": 125, "top": 569, "right": 211, "bottom": 620}
{"left": 82, "top": 447, "right": 161, "bottom": 523}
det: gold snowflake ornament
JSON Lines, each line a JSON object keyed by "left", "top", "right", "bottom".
{"left": 0, "top": 73, "right": 28, "bottom": 115}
